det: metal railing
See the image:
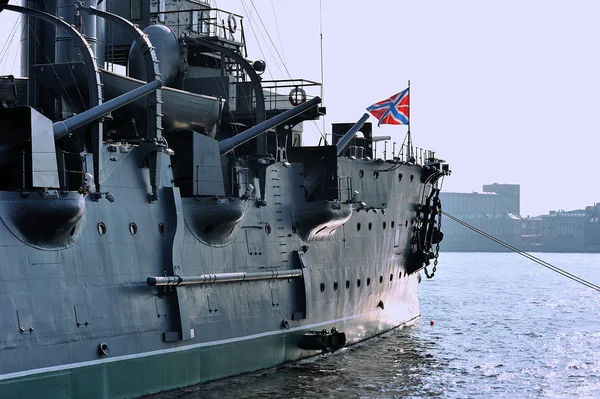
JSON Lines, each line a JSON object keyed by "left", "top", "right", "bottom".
{"left": 152, "top": 7, "right": 246, "bottom": 44}
{"left": 262, "top": 79, "right": 321, "bottom": 111}
{"left": 150, "top": 7, "right": 250, "bottom": 84}
{"left": 233, "top": 79, "right": 322, "bottom": 113}
{"left": 343, "top": 140, "right": 440, "bottom": 166}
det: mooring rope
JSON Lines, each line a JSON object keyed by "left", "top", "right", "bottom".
{"left": 442, "top": 211, "right": 600, "bottom": 292}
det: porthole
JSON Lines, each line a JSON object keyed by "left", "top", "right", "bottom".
{"left": 97, "top": 222, "right": 106, "bottom": 236}
{"left": 359, "top": 169, "right": 364, "bottom": 178}
{"left": 320, "top": 282, "right": 325, "bottom": 293}
{"left": 391, "top": 221, "right": 395, "bottom": 228}
{"left": 129, "top": 222, "right": 138, "bottom": 236}
{"left": 368, "top": 222, "right": 372, "bottom": 231}
{"left": 367, "top": 277, "right": 371, "bottom": 286}
{"left": 158, "top": 223, "right": 167, "bottom": 237}
{"left": 357, "top": 279, "right": 361, "bottom": 288}
{"left": 334, "top": 281, "right": 338, "bottom": 291}
{"left": 379, "top": 275, "right": 383, "bottom": 284}
{"left": 399, "top": 272, "right": 402, "bottom": 279}
{"left": 265, "top": 223, "right": 272, "bottom": 235}
{"left": 357, "top": 222, "right": 361, "bottom": 231}
{"left": 398, "top": 173, "right": 403, "bottom": 181}
{"left": 346, "top": 280, "right": 350, "bottom": 289}
{"left": 390, "top": 274, "right": 394, "bottom": 282}
{"left": 383, "top": 221, "right": 387, "bottom": 229}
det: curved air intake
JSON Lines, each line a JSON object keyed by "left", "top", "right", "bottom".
{"left": 293, "top": 203, "right": 353, "bottom": 241}
{"left": 183, "top": 198, "right": 245, "bottom": 247}
{"left": 128, "top": 25, "right": 179, "bottom": 85}
{"left": 0, "top": 192, "right": 86, "bottom": 250}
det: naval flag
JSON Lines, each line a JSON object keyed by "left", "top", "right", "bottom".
{"left": 366, "top": 88, "right": 410, "bottom": 126}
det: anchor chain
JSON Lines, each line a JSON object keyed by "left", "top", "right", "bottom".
{"left": 424, "top": 192, "right": 443, "bottom": 279}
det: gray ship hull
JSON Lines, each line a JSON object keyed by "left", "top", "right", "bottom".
{"left": 0, "top": 2, "right": 449, "bottom": 397}
{"left": 0, "top": 154, "right": 431, "bottom": 399}
{"left": 1, "top": 297, "right": 419, "bottom": 399}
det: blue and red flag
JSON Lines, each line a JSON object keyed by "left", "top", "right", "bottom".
{"left": 366, "top": 88, "right": 409, "bottom": 126}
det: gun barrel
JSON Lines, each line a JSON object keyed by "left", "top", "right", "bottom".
{"left": 53, "top": 79, "right": 163, "bottom": 140}
{"left": 372, "top": 135, "right": 391, "bottom": 142}
{"left": 336, "top": 113, "right": 370, "bottom": 156}
{"left": 219, "top": 96, "right": 321, "bottom": 155}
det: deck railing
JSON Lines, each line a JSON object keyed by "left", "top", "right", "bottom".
{"left": 152, "top": 7, "right": 246, "bottom": 45}
{"left": 341, "top": 140, "right": 440, "bottom": 166}
{"left": 232, "top": 79, "right": 322, "bottom": 113}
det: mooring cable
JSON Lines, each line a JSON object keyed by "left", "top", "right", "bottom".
{"left": 442, "top": 211, "right": 600, "bottom": 293}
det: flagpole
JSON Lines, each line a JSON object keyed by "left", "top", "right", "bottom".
{"left": 406, "top": 80, "right": 412, "bottom": 160}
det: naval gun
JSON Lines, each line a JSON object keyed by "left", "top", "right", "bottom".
{"left": 219, "top": 96, "right": 322, "bottom": 155}
{"left": 0, "top": 78, "right": 162, "bottom": 151}
{"left": 0, "top": 78, "right": 163, "bottom": 190}
{"left": 335, "top": 113, "right": 370, "bottom": 156}
{"left": 53, "top": 78, "right": 163, "bottom": 140}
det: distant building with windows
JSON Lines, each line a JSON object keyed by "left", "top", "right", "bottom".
{"left": 440, "top": 183, "right": 522, "bottom": 252}
{"left": 584, "top": 203, "right": 600, "bottom": 248}
{"left": 441, "top": 183, "right": 520, "bottom": 215}
{"left": 540, "top": 210, "right": 586, "bottom": 250}
{"left": 440, "top": 183, "right": 600, "bottom": 252}
{"left": 521, "top": 216, "right": 543, "bottom": 246}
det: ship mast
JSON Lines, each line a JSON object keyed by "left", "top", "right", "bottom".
{"left": 406, "top": 80, "right": 412, "bottom": 159}
{"left": 319, "top": 0, "right": 327, "bottom": 145}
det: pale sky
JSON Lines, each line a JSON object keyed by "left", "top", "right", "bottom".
{"left": 1, "top": 1, "right": 599, "bottom": 217}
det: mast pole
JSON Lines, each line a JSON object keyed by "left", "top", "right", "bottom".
{"left": 319, "top": 0, "right": 327, "bottom": 145}
{"left": 406, "top": 80, "right": 412, "bottom": 159}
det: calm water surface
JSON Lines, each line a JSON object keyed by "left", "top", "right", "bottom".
{"left": 168, "top": 253, "right": 600, "bottom": 398}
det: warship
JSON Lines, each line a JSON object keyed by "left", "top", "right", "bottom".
{"left": 0, "top": 1, "right": 449, "bottom": 398}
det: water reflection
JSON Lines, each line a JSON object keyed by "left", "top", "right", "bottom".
{"left": 152, "top": 325, "right": 440, "bottom": 399}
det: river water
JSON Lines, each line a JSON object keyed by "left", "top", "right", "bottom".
{"left": 169, "top": 253, "right": 600, "bottom": 398}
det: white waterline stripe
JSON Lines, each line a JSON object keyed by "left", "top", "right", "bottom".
{"left": 1, "top": 309, "right": 412, "bottom": 382}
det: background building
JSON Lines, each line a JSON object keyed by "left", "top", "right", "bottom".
{"left": 440, "top": 183, "right": 600, "bottom": 252}
{"left": 482, "top": 183, "right": 520, "bottom": 214}
{"left": 521, "top": 216, "right": 543, "bottom": 246}
{"left": 540, "top": 210, "right": 586, "bottom": 251}
{"left": 520, "top": 207, "right": 600, "bottom": 252}
{"left": 440, "top": 183, "right": 522, "bottom": 252}
{"left": 584, "top": 204, "right": 600, "bottom": 248}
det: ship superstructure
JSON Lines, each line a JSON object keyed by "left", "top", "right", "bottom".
{"left": 0, "top": 1, "right": 449, "bottom": 398}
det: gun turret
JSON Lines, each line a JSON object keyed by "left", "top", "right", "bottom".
{"left": 53, "top": 79, "right": 163, "bottom": 140}
{"left": 336, "top": 113, "right": 370, "bottom": 156}
{"left": 219, "top": 96, "right": 322, "bottom": 156}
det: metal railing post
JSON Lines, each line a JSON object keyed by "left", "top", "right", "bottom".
{"left": 384, "top": 141, "right": 387, "bottom": 160}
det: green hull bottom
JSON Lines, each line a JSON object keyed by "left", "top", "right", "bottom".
{"left": 3, "top": 335, "right": 292, "bottom": 399}
{"left": 2, "top": 313, "right": 419, "bottom": 399}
